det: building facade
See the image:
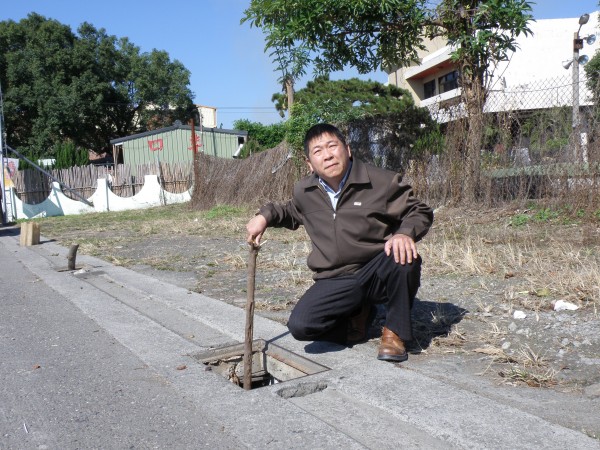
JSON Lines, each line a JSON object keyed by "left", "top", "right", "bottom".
{"left": 110, "top": 121, "right": 247, "bottom": 168}
{"left": 386, "top": 12, "right": 600, "bottom": 120}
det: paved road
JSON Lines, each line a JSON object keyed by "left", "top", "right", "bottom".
{"left": 0, "top": 233, "right": 242, "bottom": 449}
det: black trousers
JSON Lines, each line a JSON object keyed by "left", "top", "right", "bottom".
{"left": 287, "top": 251, "right": 421, "bottom": 344}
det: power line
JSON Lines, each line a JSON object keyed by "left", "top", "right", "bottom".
{"left": 216, "top": 107, "right": 274, "bottom": 109}
{"left": 217, "top": 110, "right": 279, "bottom": 114}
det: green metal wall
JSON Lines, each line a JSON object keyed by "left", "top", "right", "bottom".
{"left": 120, "top": 128, "right": 244, "bottom": 166}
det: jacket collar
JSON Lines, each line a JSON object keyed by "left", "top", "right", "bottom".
{"left": 306, "top": 158, "right": 371, "bottom": 190}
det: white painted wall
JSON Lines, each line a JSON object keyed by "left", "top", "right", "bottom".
{"left": 10, "top": 175, "right": 192, "bottom": 220}
{"left": 493, "top": 12, "right": 599, "bottom": 90}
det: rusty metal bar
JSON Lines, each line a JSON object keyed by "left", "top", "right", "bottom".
{"left": 243, "top": 242, "right": 260, "bottom": 390}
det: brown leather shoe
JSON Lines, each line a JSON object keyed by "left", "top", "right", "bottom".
{"left": 347, "top": 303, "right": 374, "bottom": 345}
{"left": 377, "top": 326, "right": 408, "bottom": 362}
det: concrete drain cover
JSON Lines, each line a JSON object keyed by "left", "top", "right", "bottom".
{"left": 192, "top": 339, "right": 329, "bottom": 389}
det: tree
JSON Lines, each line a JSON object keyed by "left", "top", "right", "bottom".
{"left": 232, "top": 119, "right": 286, "bottom": 156}
{"left": 0, "top": 14, "right": 78, "bottom": 158}
{"left": 586, "top": 50, "right": 600, "bottom": 105}
{"left": 584, "top": 8, "right": 600, "bottom": 109}
{"left": 53, "top": 141, "right": 89, "bottom": 169}
{"left": 583, "top": 7, "right": 600, "bottom": 158}
{"left": 0, "top": 13, "right": 195, "bottom": 160}
{"left": 274, "top": 76, "right": 436, "bottom": 165}
{"left": 272, "top": 75, "right": 414, "bottom": 118}
{"left": 243, "top": 0, "right": 534, "bottom": 202}
{"left": 235, "top": 77, "right": 432, "bottom": 166}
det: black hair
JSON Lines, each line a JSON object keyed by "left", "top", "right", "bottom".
{"left": 303, "top": 123, "right": 347, "bottom": 157}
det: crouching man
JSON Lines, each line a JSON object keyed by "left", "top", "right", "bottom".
{"left": 246, "top": 123, "right": 433, "bottom": 362}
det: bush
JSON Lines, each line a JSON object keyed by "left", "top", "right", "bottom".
{"left": 232, "top": 119, "right": 286, "bottom": 157}
{"left": 53, "top": 141, "right": 89, "bottom": 169}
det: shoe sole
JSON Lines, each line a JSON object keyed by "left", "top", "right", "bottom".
{"left": 377, "top": 353, "right": 408, "bottom": 362}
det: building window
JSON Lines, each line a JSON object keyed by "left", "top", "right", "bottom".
{"left": 438, "top": 70, "right": 459, "bottom": 93}
{"left": 424, "top": 79, "right": 436, "bottom": 99}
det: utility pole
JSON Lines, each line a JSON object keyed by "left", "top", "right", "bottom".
{"left": 569, "top": 13, "right": 596, "bottom": 163}
{"left": 573, "top": 31, "right": 582, "bottom": 161}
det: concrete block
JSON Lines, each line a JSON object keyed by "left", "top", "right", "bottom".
{"left": 20, "top": 222, "right": 40, "bottom": 246}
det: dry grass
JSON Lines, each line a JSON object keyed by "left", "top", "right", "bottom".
{"left": 473, "top": 342, "right": 560, "bottom": 388}
{"left": 421, "top": 206, "right": 600, "bottom": 310}
{"left": 473, "top": 346, "right": 518, "bottom": 363}
{"left": 430, "top": 324, "right": 467, "bottom": 349}
{"left": 36, "top": 198, "right": 600, "bottom": 312}
{"left": 254, "top": 299, "right": 295, "bottom": 312}
{"left": 498, "top": 366, "right": 559, "bottom": 388}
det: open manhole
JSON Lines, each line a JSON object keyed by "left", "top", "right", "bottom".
{"left": 192, "top": 339, "right": 329, "bottom": 389}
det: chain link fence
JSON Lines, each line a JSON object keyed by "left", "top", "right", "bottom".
{"left": 405, "top": 73, "right": 600, "bottom": 208}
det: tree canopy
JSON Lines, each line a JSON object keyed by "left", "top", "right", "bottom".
{"left": 0, "top": 13, "right": 195, "bottom": 159}
{"left": 584, "top": 8, "right": 600, "bottom": 112}
{"left": 235, "top": 76, "right": 437, "bottom": 172}
{"left": 232, "top": 118, "right": 286, "bottom": 157}
{"left": 280, "top": 77, "right": 438, "bottom": 171}
{"left": 243, "top": 0, "right": 533, "bottom": 79}
{"left": 243, "top": 0, "right": 534, "bottom": 201}
{"left": 271, "top": 75, "right": 414, "bottom": 118}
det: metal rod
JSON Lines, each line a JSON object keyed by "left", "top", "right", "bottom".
{"left": 5, "top": 145, "right": 93, "bottom": 206}
{"left": 243, "top": 242, "right": 260, "bottom": 390}
{"left": 67, "top": 244, "right": 79, "bottom": 270}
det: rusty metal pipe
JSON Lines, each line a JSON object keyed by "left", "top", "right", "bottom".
{"left": 243, "top": 242, "right": 260, "bottom": 390}
{"left": 67, "top": 244, "right": 79, "bottom": 270}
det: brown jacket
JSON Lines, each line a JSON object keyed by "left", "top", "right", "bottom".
{"left": 259, "top": 159, "right": 433, "bottom": 279}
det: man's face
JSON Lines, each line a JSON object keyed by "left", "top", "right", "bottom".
{"left": 306, "top": 132, "right": 352, "bottom": 190}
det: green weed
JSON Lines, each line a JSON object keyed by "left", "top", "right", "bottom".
{"left": 533, "top": 208, "right": 558, "bottom": 223}
{"left": 203, "top": 205, "right": 245, "bottom": 220}
{"left": 509, "top": 214, "right": 530, "bottom": 227}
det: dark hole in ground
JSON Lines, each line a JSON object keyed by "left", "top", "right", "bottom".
{"left": 191, "top": 339, "right": 330, "bottom": 390}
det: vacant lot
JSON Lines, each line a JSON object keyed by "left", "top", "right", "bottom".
{"left": 35, "top": 202, "right": 600, "bottom": 394}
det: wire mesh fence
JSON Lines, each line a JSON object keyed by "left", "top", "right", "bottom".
{"left": 404, "top": 73, "right": 600, "bottom": 208}
{"left": 181, "top": 72, "right": 600, "bottom": 212}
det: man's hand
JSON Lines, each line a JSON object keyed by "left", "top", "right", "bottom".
{"left": 246, "top": 214, "right": 268, "bottom": 246}
{"left": 384, "top": 234, "right": 418, "bottom": 265}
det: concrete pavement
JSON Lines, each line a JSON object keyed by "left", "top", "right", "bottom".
{"left": 1, "top": 226, "right": 599, "bottom": 449}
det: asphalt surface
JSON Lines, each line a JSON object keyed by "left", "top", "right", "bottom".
{"left": 1, "top": 225, "right": 600, "bottom": 449}
{"left": 0, "top": 228, "right": 243, "bottom": 449}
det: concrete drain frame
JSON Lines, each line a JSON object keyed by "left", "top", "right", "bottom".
{"left": 192, "top": 339, "right": 329, "bottom": 389}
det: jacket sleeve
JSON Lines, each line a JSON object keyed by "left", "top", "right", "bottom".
{"left": 258, "top": 199, "right": 303, "bottom": 231}
{"left": 386, "top": 174, "right": 433, "bottom": 242}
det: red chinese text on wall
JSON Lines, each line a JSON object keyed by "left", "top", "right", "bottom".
{"left": 148, "top": 138, "right": 164, "bottom": 152}
{"left": 188, "top": 135, "right": 202, "bottom": 152}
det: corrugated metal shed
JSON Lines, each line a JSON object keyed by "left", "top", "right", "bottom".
{"left": 110, "top": 121, "right": 247, "bottom": 167}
